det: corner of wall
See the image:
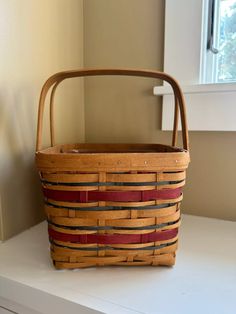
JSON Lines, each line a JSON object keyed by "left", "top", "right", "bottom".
{"left": 0, "top": 196, "right": 4, "bottom": 241}
{"left": 0, "top": 0, "right": 86, "bottom": 240}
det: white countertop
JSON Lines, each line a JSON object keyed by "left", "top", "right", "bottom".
{"left": 0, "top": 214, "right": 236, "bottom": 314}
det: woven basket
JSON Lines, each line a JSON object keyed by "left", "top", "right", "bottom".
{"left": 35, "top": 69, "right": 190, "bottom": 269}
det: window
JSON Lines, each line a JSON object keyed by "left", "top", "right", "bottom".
{"left": 203, "top": 0, "right": 236, "bottom": 83}
{"left": 154, "top": 0, "right": 236, "bottom": 131}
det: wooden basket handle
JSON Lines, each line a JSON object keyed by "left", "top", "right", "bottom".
{"left": 36, "top": 68, "right": 189, "bottom": 151}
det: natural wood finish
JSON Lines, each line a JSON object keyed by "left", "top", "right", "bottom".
{"left": 36, "top": 144, "right": 190, "bottom": 173}
{"left": 49, "top": 220, "right": 180, "bottom": 235}
{"left": 49, "top": 80, "right": 62, "bottom": 147}
{"left": 51, "top": 242, "right": 178, "bottom": 258}
{"left": 52, "top": 253, "right": 176, "bottom": 269}
{"left": 52, "top": 235, "right": 179, "bottom": 249}
{"left": 172, "top": 94, "right": 179, "bottom": 147}
{"left": 46, "top": 195, "right": 183, "bottom": 209}
{"left": 51, "top": 210, "right": 180, "bottom": 226}
{"left": 42, "top": 180, "right": 185, "bottom": 191}
{"left": 36, "top": 68, "right": 189, "bottom": 151}
{"left": 35, "top": 68, "right": 190, "bottom": 269}
{"left": 45, "top": 203, "right": 179, "bottom": 220}
{"left": 41, "top": 142, "right": 186, "bottom": 153}
{"left": 42, "top": 171, "right": 186, "bottom": 184}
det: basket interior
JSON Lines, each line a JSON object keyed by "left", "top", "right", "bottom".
{"left": 40, "top": 143, "right": 185, "bottom": 154}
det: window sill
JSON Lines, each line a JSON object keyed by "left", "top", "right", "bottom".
{"left": 154, "top": 83, "right": 236, "bottom": 131}
{"left": 153, "top": 82, "right": 236, "bottom": 96}
{"left": 162, "top": 0, "right": 236, "bottom": 131}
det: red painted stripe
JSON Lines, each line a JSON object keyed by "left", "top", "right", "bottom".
{"left": 48, "top": 227, "right": 178, "bottom": 244}
{"left": 43, "top": 188, "right": 181, "bottom": 202}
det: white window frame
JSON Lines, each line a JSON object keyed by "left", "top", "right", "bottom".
{"left": 154, "top": 0, "right": 236, "bottom": 131}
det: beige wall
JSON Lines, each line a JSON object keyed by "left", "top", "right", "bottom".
{"left": 0, "top": 0, "right": 84, "bottom": 240}
{"left": 84, "top": 0, "right": 236, "bottom": 221}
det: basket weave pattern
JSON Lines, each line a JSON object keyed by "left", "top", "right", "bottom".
{"left": 35, "top": 69, "right": 190, "bottom": 269}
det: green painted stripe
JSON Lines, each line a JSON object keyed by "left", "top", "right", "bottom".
{"left": 42, "top": 180, "right": 182, "bottom": 187}
{"left": 46, "top": 202, "right": 176, "bottom": 211}
{"left": 50, "top": 240, "right": 178, "bottom": 251}
{"left": 48, "top": 219, "right": 180, "bottom": 231}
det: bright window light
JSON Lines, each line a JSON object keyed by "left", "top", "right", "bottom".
{"left": 204, "top": 0, "right": 236, "bottom": 83}
{"left": 217, "top": 0, "right": 236, "bottom": 82}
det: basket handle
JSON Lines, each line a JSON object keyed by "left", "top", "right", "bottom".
{"left": 36, "top": 68, "right": 189, "bottom": 151}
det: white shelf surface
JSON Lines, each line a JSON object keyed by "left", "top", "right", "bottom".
{"left": 0, "top": 214, "right": 236, "bottom": 314}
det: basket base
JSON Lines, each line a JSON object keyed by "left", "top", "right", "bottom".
{"left": 52, "top": 254, "right": 176, "bottom": 269}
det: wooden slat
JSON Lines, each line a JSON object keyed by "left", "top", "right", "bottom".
{"left": 52, "top": 235, "right": 178, "bottom": 249}
{"left": 53, "top": 253, "right": 175, "bottom": 268}
{"left": 45, "top": 195, "right": 182, "bottom": 209}
{"left": 51, "top": 242, "right": 178, "bottom": 259}
{"left": 42, "top": 184, "right": 98, "bottom": 192}
{"left": 105, "top": 181, "right": 185, "bottom": 191}
{"left": 45, "top": 203, "right": 179, "bottom": 219}
{"left": 46, "top": 199, "right": 99, "bottom": 208}
{"left": 50, "top": 210, "right": 180, "bottom": 228}
{"left": 49, "top": 220, "right": 180, "bottom": 235}
{"left": 42, "top": 180, "right": 185, "bottom": 192}
{"left": 42, "top": 173, "right": 99, "bottom": 183}
{"left": 41, "top": 171, "right": 186, "bottom": 184}
{"left": 36, "top": 150, "right": 190, "bottom": 172}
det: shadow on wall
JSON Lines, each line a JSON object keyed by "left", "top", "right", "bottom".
{"left": 0, "top": 86, "right": 44, "bottom": 240}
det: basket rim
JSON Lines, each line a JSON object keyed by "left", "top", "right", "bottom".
{"left": 35, "top": 143, "right": 190, "bottom": 173}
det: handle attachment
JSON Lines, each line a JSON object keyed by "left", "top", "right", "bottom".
{"left": 36, "top": 68, "right": 189, "bottom": 151}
